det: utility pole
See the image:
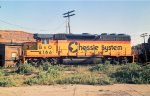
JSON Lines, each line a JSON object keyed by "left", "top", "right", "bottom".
{"left": 63, "top": 10, "right": 75, "bottom": 34}
{"left": 140, "top": 33, "right": 148, "bottom": 64}
{"left": 140, "top": 33, "right": 148, "bottom": 44}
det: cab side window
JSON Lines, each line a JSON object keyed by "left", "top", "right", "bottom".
{"left": 42, "top": 39, "right": 49, "bottom": 44}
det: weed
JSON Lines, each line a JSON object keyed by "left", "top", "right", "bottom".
{"left": 89, "top": 63, "right": 113, "bottom": 73}
{"left": 141, "top": 64, "right": 150, "bottom": 83}
{"left": 56, "top": 73, "right": 113, "bottom": 85}
{"left": 25, "top": 65, "right": 63, "bottom": 85}
{"left": 16, "top": 63, "right": 35, "bottom": 74}
{"left": 41, "top": 62, "right": 64, "bottom": 71}
{"left": 0, "top": 69, "right": 4, "bottom": 78}
{"left": 1, "top": 63, "right": 150, "bottom": 86}
{"left": 0, "top": 75, "right": 23, "bottom": 87}
{"left": 111, "top": 64, "right": 142, "bottom": 84}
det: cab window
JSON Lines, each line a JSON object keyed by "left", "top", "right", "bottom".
{"left": 23, "top": 43, "right": 37, "bottom": 50}
{"left": 42, "top": 39, "right": 49, "bottom": 44}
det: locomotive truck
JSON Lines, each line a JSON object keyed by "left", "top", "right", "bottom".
{"left": 21, "top": 33, "right": 134, "bottom": 65}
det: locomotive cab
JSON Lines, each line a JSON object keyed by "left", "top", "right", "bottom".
{"left": 23, "top": 42, "right": 37, "bottom": 56}
{"left": 24, "top": 34, "right": 56, "bottom": 57}
{"left": 23, "top": 42, "right": 37, "bottom": 50}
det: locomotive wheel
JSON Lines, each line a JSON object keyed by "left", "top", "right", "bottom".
{"left": 120, "top": 57, "right": 128, "bottom": 64}
{"left": 112, "top": 57, "right": 120, "bottom": 65}
{"left": 93, "top": 58, "right": 98, "bottom": 64}
{"left": 102, "top": 57, "right": 111, "bottom": 64}
{"left": 102, "top": 57, "right": 126, "bottom": 65}
{"left": 47, "top": 58, "right": 59, "bottom": 65}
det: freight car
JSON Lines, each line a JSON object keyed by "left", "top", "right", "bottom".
{"left": 20, "top": 33, "right": 133, "bottom": 65}
{"left": 133, "top": 36, "right": 150, "bottom": 64}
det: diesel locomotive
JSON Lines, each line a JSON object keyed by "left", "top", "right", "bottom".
{"left": 133, "top": 36, "right": 150, "bottom": 64}
{"left": 21, "top": 33, "right": 134, "bottom": 65}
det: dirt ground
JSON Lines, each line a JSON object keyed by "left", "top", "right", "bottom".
{"left": 0, "top": 84, "right": 150, "bottom": 96}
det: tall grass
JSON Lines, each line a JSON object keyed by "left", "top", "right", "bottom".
{"left": 140, "top": 64, "right": 150, "bottom": 83}
{"left": 111, "top": 64, "right": 150, "bottom": 84}
{"left": 16, "top": 63, "right": 36, "bottom": 74}
{"left": 56, "top": 73, "right": 113, "bottom": 85}
{"left": 90, "top": 64, "right": 110, "bottom": 72}
{"left": 0, "top": 74, "right": 24, "bottom": 87}
{"left": 89, "top": 63, "right": 117, "bottom": 74}
{"left": 0, "top": 68, "right": 4, "bottom": 78}
{"left": 41, "top": 62, "right": 64, "bottom": 71}
{"left": 111, "top": 64, "right": 141, "bottom": 83}
{"left": 25, "top": 64, "right": 64, "bottom": 85}
{"left": 89, "top": 63, "right": 150, "bottom": 84}
{"left": 0, "top": 63, "right": 150, "bottom": 87}
{"left": 25, "top": 64, "right": 114, "bottom": 85}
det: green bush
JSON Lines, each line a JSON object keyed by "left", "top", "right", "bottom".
{"left": 16, "top": 63, "right": 35, "bottom": 74}
{"left": 41, "top": 62, "right": 52, "bottom": 71}
{"left": 25, "top": 72, "right": 50, "bottom": 85}
{"left": 0, "top": 76, "right": 16, "bottom": 87}
{"left": 1, "top": 63, "right": 150, "bottom": 86}
{"left": 141, "top": 64, "right": 150, "bottom": 83}
{"left": 25, "top": 65, "right": 63, "bottom": 85}
{"left": 47, "top": 68, "right": 62, "bottom": 78}
{"left": 56, "top": 73, "right": 113, "bottom": 85}
{"left": 89, "top": 64, "right": 112, "bottom": 73}
{"left": 112, "top": 64, "right": 143, "bottom": 84}
{"left": 0, "top": 69, "right": 4, "bottom": 78}
{"left": 41, "top": 62, "right": 64, "bottom": 71}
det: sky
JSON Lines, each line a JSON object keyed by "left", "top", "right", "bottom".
{"left": 0, "top": 0, "right": 150, "bottom": 45}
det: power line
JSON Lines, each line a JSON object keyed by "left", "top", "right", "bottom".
{"left": 0, "top": 18, "right": 66, "bottom": 33}
{"left": 0, "top": 18, "right": 48, "bottom": 31}
{"left": 52, "top": 21, "right": 66, "bottom": 32}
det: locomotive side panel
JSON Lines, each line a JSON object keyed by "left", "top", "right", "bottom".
{"left": 66, "top": 40, "right": 131, "bottom": 57}
{"left": 58, "top": 40, "right": 69, "bottom": 56}
{"left": 101, "top": 41, "right": 131, "bottom": 56}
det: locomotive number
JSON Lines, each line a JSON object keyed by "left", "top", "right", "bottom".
{"left": 39, "top": 50, "right": 52, "bottom": 54}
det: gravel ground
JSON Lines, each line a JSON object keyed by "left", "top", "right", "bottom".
{"left": 0, "top": 84, "right": 150, "bottom": 96}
